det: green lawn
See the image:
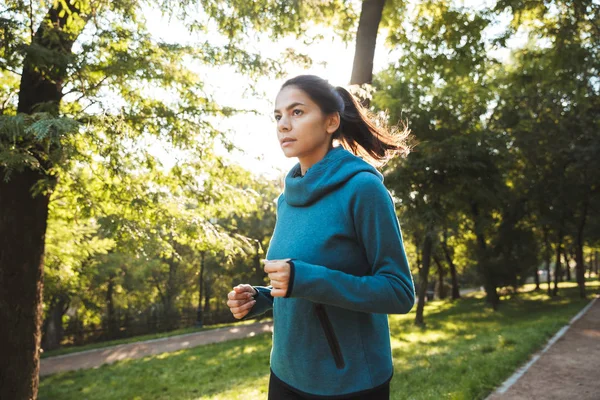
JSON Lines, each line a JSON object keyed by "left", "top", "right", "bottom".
{"left": 41, "top": 317, "right": 272, "bottom": 359}
{"left": 39, "top": 281, "right": 599, "bottom": 400}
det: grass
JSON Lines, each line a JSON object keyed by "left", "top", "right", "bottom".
{"left": 39, "top": 281, "right": 599, "bottom": 400}
{"left": 41, "top": 317, "right": 272, "bottom": 359}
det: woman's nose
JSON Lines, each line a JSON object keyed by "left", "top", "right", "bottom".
{"left": 278, "top": 116, "right": 290, "bottom": 132}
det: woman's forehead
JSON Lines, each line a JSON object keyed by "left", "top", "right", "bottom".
{"left": 274, "top": 86, "right": 314, "bottom": 110}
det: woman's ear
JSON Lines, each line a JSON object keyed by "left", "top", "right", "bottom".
{"left": 325, "top": 112, "right": 341, "bottom": 134}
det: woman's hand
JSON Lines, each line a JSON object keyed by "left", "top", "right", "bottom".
{"left": 263, "top": 258, "right": 291, "bottom": 297}
{"left": 227, "top": 284, "right": 257, "bottom": 320}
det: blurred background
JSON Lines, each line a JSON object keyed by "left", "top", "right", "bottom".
{"left": 1, "top": 1, "right": 598, "bottom": 399}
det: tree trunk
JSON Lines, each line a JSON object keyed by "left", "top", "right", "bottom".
{"left": 415, "top": 233, "right": 433, "bottom": 326}
{"left": 350, "top": 0, "right": 386, "bottom": 106}
{"left": 196, "top": 251, "right": 205, "bottom": 327}
{"left": 203, "top": 285, "right": 211, "bottom": 319}
{"left": 441, "top": 229, "right": 460, "bottom": 300}
{"left": 471, "top": 203, "right": 498, "bottom": 309}
{"left": 203, "top": 255, "right": 213, "bottom": 321}
{"left": 106, "top": 273, "right": 119, "bottom": 339}
{"left": 165, "top": 258, "right": 179, "bottom": 330}
{"left": 533, "top": 264, "right": 540, "bottom": 290}
{"left": 563, "top": 248, "right": 572, "bottom": 281}
{"left": 476, "top": 233, "right": 498, "bottom": 309}
{"left": 553, "top": 228, "right": 563, "bottom": 296}
{"left": 0, "top": 169, "right": 51, "bottom": 399}
{"left": 575, "top": 195, "right": 588, "bottom": 299}
{"left": 433, "top": 255, "right": 447, "bottom": 300}
{"left": 543, "top": 226, "right": 552, "bottom": 295}
{"left": 41, "top": 293, "right": 70, "bottom": 351}
{"left": 415, "top": 240, "right": 421, "bottom": 271}
{"left": 0, "top": 3, "right": 86, "bottom": 398}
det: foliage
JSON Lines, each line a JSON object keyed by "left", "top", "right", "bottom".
{"left": 372, "top": 0, "right": 600, "bottom": 310}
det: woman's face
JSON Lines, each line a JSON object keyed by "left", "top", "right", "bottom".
{"left": 273, "top": 86, "right": 338, "bottom": 160}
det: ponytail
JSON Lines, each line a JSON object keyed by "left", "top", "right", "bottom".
{"left": 280, "top": 75, "right": 412, "bottom": 168}
{"left": 333, "top": 86, "right": 411, "bottom": 167}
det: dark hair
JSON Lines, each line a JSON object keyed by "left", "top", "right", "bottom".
{"left": 280, "top": 74, "right": 412, "bottom": 167}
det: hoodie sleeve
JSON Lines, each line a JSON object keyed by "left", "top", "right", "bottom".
{"left": 286, "top": 173, "right": 415, "bottom": 314}
{"left": 240, "top": 285, "right": 274, "bottom": 321}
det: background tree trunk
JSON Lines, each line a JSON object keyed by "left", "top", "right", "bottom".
{"left": 203, "top": 283, "right": 211, "bottom": 319}
{"left": 350, "top": 0, "right": 386, "bottom": 106}
{"left": 433, "top": 255, "right": 447, "bottom": 300}
{"left": 543, "top": 226, "right": 552, "bottom": 295}
{"left": 575, "top": 196, "right": 589, "bottom": 298}
{"left": 105, "top": 273, "right": 118, "bottom": 339}
{"left": 41, "top": 294, "right": 70, "bottom": 351}
{"left": 471, "top": 202, "right": 498, "bottom": 309}
{"left": 415, "top": 240, "right": 422, "bottom": 271}
{"left": 415, "top": 233, "right": 433, "bottom": 326}
{"left": 441, "top": 230, "right": 460, "bottom": 300}
{"left": 164, "top": 258, "right": 179, "bottom": 330}
{"left": 553, "top": 226, "right": 564, "bottom": 296}
{"left": 196, "top": 251, "right": 205, "bottom": 326}
{"left": 563, "top": 247, "right": 572, "bottom": 281}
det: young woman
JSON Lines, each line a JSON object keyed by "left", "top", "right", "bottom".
{"left": 227, "top": 75, "right": 415, "bottom": 399}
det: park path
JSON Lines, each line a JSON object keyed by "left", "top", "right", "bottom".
{"left": 487, "top": 296, "right": 600, "bottom": 400}
{"left": 39, "top": 320, "right": 273, "bottom": 377}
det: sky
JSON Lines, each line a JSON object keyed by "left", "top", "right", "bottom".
{"left": 145, "top": 1, "right": 516, "bottom": 181}
{"left": 144, "top": 4, "right": 391, "bottom": 180}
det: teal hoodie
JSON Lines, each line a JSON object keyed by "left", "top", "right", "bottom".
{"left": 244, "top": 145, "right": 415, "bottom": 397}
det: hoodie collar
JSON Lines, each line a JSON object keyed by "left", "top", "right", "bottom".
{"left": 283, "top": 146, "right": 383, "bottom": 206}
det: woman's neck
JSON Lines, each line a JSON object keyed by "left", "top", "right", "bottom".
{"left": 299, "top": 143, "right": 334, "bottom": 176}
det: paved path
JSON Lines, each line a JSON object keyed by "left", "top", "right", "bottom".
{"left": 39, "top": 320, "right": 273, "bottom": 377}
{"left": 487, "top": 296, "right": 600, "bottom": 400}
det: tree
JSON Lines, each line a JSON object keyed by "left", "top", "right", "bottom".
{"left": 375, "top": 1, "right": 506, "bottom": 315}
{"left": 491, "top": 0, "right": 600, "bottom": 298}
{"left": 350, "top": 0, "right": 386, "bottom": 88}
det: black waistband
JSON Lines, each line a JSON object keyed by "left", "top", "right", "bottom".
{"left": 269, "top": 368, "right": 392, "bottom": 399}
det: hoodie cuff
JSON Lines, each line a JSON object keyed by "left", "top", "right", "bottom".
{"left": 284, "top": 260, "right": 296, "bottom": 298}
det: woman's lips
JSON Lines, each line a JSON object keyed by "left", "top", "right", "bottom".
{"left": 281, "top": 139, "right": 296, "bottom": 147}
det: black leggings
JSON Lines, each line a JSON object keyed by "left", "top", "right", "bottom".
{"left": 267, "top": 370, "right": 390, "bottom": 400}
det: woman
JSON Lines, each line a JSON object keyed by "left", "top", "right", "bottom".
{"left": 227, "top": 75, "right": 415, "bottom": 399}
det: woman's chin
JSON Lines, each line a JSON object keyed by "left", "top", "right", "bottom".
{"left": 281, "top": 148, "right": 297, "bottom": 158}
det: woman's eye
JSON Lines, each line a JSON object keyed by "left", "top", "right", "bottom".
{"left": 293, "top": 109, "right": 303, "bottom": 116}
{"left": 274, "top": 115, "right": 281, "bottom": 121}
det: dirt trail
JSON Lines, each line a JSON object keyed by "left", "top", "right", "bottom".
{"left": 487, "top": 297, "right": 599, "bottom": 400}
